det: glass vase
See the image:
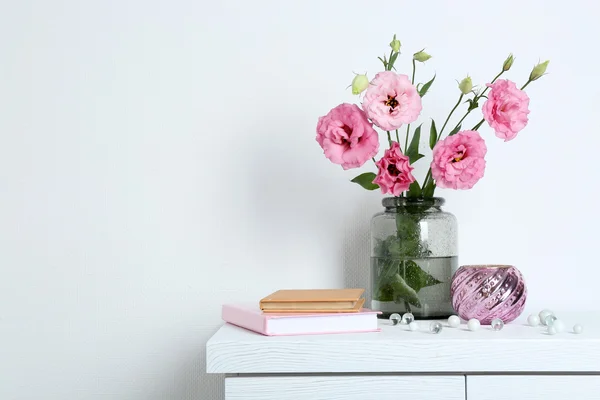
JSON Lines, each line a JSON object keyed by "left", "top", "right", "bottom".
{"left": 370, "top": 197, "right": 458, "bottom": 319}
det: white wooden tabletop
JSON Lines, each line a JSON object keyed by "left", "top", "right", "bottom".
{"left": 207, "top": 312, "right": 600, "bottom": 374}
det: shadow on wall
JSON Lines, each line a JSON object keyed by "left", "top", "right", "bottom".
{"left": 342, "top": 198, "right": 375, "bottom": 304}
{"left": 235, "top": 116, "right": 380, "bottom": 299}
{"left": 241, "top": 118, "right": 352, "bottom": 282}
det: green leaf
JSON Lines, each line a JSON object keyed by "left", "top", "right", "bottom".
{"left": 406, "top": 181, "right": 422, "bottom": 198}
{"left": 386, "top": 236, "right": 420, "bottom": 259}
{"left": 403, "top": 260, "right": 442, "bottom": 292}
{"left": 390, "top": 273, "right": 422, "bottom": 307}
{"left": 374, "top": 283, "right": 394, "bottom": 302}
{"left": 392, "top": 215, "right": 424, "bottom": 258}
{"left": 422, "top": 179, "right": 436, "bottom": 198}
{"left": 374, "top": 260, "right": 442, "bottom": 306}
{"left": 406, "top": 124, "right": 423, "bottom": 164}
{"left": 448, "top": 124, "right": 462, "bottom": 136}
{"left": 377, "top": 56, "right": 387, "bottom": 69}
{"left": 373, "top": 258, "right": 402, "bottom": 302}
{"left": 350, "top": 172, "right": 379, "bottom": 190}
{"left": 373, "top": 238, "right": 389, "bottom": 258}
{"left": 395, "top": 214, "right": 420, "bottom": 241}
{"left": 418, "top": 74, "right": 436, "bottom": 97}
{"left": 429, "top": 119, "right": 438, "bottom": 150}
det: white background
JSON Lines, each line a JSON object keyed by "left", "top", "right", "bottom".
{"left": 1, "top": 0, "right": 598, "bottom": 399}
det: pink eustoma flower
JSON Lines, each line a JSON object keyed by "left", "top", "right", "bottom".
{"left": 373, "top": 142, "right": 415, "bottom": 196}
{"left": 316, "top": 103, "right": 379, "bottom": 170}
{"left": 431, "top": 130, "right": 487, "bottom": 190}
{"left": 482, "top": 79, "right": 530, "bottom": 141}
{"left": 362, "top": 71, "right": 422, "bottom": 131}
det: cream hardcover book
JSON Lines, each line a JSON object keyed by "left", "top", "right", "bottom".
{"left": 259, "top": 289, "right": 365, "bottom": 313}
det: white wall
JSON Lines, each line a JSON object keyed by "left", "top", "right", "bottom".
{"left": 1, "top": 0, "right": 598, "bottom": 399}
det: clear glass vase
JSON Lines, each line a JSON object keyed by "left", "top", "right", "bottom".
{"left": 370, "top": 197, "right": 458, "bottom": 319}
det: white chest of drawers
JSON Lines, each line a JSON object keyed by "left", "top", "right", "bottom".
{"left": 206, "top": 313, "right": 600, "bottom": 399}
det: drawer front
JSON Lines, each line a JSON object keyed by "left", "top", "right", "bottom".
{"left": 468, "top": 376, "right": 600, "bottom": 400}
{"left": 225, "top": 376, "right": 465, "bottom": 400}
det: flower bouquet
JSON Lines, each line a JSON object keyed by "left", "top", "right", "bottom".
{"left": 316, "top": 35, "right": 548, "bottom": 317}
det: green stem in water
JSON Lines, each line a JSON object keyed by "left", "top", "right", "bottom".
{"left": 395, "top": 129, "right": 400, "bottom": 143}
{"left": 404, "top": 124, "right": 410, "bottom": 152}
{"left": 404, "top": 299, "right": 412, "bottom": 314}
{"left": 386, "top": 131, "right": 392, "bottom": 146}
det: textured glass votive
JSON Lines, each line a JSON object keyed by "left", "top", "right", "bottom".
{"left": 450, "top": 265, "right": 527, "bottom": 324}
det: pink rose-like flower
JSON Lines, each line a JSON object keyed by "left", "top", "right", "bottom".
{"left": 373, "top": 142, "right": 415, "bottom": 196}
{"left": 362, "top": 71, "right": 422, "bottom": 131}
{"left": 431, "top": 130, "right": 487, "bottom": 190}
{"left": 316, "top": 103, "right": 379, "bottom": 170}
{"left": 482, "top": 79, "right": 530, "bottom": 141}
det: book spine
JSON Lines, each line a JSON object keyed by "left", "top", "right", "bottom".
{"left": 221, "top": 305, "right": 268, "bottom": 335}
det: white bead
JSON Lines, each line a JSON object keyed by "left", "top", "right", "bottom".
{"left": 527, "top": 314, "right": 540, "bottom": 327}
{"left": 553, "top": 319, "right": 565, "bottom": 333}
{"left": 573, "top": 324, "right": 583, "bottom": 334}
{"left": 547, "top": 326, "right": 557, "bottom": 335}
{"left": 409, "top": 321, "right": 419, "bottom": 331}
{"left": 448, "top": 315, "right": 461, "bottom": 328}
{"left": 467, "top": 318, "right": 480, "bottom": 331}
{"left": 539, "top": 309, "right": 554, "bottom": 326}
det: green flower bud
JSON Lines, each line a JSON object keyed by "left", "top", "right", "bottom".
{"left": 350, "top": 73, "right": 369, "bottom": 95}
{"left": 458, "top": 76, "right": 473, "bottom": 94}
{"left": 529, "top": 60, "right": 550, "bottom": 81}
{"left": 413, "top": 49, "right": 432, "bottom": 63}
{"left": 503, "top": 53, "right": 514, "bottom": 71}
{"left": 389, "top": 34, "right": 401, "bottom": 53}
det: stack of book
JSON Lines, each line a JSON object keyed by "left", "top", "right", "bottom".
{"left": 222, "top": 289, "right": 381, "bottom": 336}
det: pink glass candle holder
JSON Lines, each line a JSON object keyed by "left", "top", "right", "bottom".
{"left": 450, "top": 265, "right": 527, "bottom": 325}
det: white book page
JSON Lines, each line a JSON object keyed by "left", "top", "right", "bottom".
{"left": 267, "top": 313, "right": 377, "bottom": 335}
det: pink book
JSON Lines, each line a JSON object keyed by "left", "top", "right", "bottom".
{"left": 221, "top": 303, "right": 381, "bottom": 336}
